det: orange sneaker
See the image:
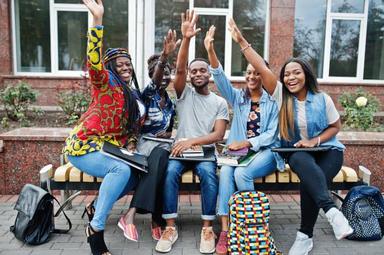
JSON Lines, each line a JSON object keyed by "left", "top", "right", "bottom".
{"left": 117, "top": 217, "right": 138, "bottom": 242}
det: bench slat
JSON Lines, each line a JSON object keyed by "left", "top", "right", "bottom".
{"left": 265, "top": 172, "right": 277, "bottom": 183}
{"left": 277, "top": 171, "right": 290, "bottom": 183}
{"left": 333, "top": 170, "right": 344, "bottom": 182}
{"left": 83, "top": 173, "right": 95, "bottom": 182}
{"left": 341, "top": 166, "right": 358, "bottom": 182}
{"left": 69, "top": 166, "right": 82, "bottom": 182}
{"left": 54, "top": 163, "right": 72, "bottom": 182}
{"left": 181, "top": 171, "right": 194, "bottom": 183}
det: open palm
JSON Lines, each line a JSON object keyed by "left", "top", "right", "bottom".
{"left": 82, "top": 0, "right": 104, "bottom": 18}
{"left": 228, "top": 18, "right": 244, "bottom": 44}
{"left": 181, "top": 9, "right": 201, "bottom": 39}
{"left": 204, "top": 25, "right": 216, "bottom": 51}
{"left": 163, "top": 29, "right": 181, "bottom": 56}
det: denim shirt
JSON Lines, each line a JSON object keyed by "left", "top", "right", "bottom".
{"left": 281, "top": 91, "right": 345, "bottom": 150}
{"left": 210, "top": 65, "right": 285, "bottom": 171}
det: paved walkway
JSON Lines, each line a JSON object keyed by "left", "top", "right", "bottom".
{"left": 1, "top": 194, "right": 383, "bottom": 255}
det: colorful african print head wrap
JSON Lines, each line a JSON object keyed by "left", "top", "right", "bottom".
{"left": 103, "top": 48, "right": 131, "bottom": 64}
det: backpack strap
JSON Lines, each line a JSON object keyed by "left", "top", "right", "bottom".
{"left": 52, "top": 196, "right": 72, "bottom": 234}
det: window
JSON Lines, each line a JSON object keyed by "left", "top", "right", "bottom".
{"left": 13, "top": 0, "right": 129, "bottom": 75}
{"left": 154, "top": 0, "right": 269, "bottom": 78}
{"left": 294, "top": 0, "right": 384, "bottom": 82}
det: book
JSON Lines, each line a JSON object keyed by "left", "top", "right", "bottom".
{"left": 100, "top": 141, "right": 148, "bottom": 173}
{"left": 142, "top": 135, "right": 175, "bottom": 144}
{"left": 217, "top": 150, "right": 259, "bottom": 167}
{"left": 169, "top": 146, "right": 216, "bottom": 162}
{"left": 225, "top": 147, "right": 249, "bottom": 156}
{"left": 181, "top": 145, "right": 204, "bottom": 158}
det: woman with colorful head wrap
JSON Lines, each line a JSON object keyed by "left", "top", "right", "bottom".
{"left": 62, "top": 1, "right": 145, "bottom": 254}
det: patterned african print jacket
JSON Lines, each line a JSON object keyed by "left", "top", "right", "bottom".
{"left": 63, "top": 26, "right": 140, "bottom": 156}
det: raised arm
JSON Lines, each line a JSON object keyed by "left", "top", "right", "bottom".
{"left": 173, "top": 9, "right": 201, "bottom": 98}
{"left": 204, "top": 25, "right": 220, "bottom": 68}
{"left": 152, "top": 30, "right": 181, "bottom": 88}
{"left": 228, "top": 18, "right": 277, "bottom": 95}
{"left": 83, "top": 0, "right": 103, "bottom": 26}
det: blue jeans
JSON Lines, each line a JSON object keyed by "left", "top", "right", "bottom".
{"left": 217, "top": 149, "right": 277, "bottom": 215}
{"left": 68, "top": 152, "right": 138, "bottom": 230}
{"left": 162, "top": 160, "right": 218, "bottom": 220}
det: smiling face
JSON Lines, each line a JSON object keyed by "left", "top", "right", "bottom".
{"left": 115, "top": 56, "right": 133, "bottom": 83}
{"left": 245, "top": 64, "right": 262, "bottom": 91}
{"left": 159, "top": 66, "right": 172, "bottom": 89}
{"left": 283, "top": 62, "right": 307, "bottom": 96}
{"left": 189, "top": 60, "right": 211, "bottom": 88}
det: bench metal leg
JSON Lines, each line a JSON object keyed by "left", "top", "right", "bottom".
{"left": 61, "top": 190, "right": 73, "bottom": 209}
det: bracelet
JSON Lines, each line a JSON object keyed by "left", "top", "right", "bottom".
{"left": 240, "top": 43, "right": 252, "bottom": 53}
{"left": 317, "top": 136, "right": 321, "bottom": 147}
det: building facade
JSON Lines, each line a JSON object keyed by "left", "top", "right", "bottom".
{"left": 0, "top": 0, "right": 383, "bottom": 109}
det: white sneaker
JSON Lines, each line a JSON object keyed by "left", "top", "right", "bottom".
{"left": 288, "top": 231, "right": 313, "bottom": 255}
{"left": 325, "top": 207, "right": 353, "bottom": 240}
{"left": 199, "top": 226, "right": 216, "bottom": 254}
{"left": 155, "top": 226, "right": 178, "bottom": 253}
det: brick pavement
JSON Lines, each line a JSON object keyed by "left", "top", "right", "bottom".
{"left": 0, "top": 194, "right": 383, "bottom": 255}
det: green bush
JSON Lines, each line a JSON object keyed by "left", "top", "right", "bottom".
{"left": 339, "top": 88, "right": 379, "bottom": 130}
{"left": 0, "top": 81, "right": 38, "bottom": 126}
{"left": 58, "top": 79, "right": 91, "bottom": 125}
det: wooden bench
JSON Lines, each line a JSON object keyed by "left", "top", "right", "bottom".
{"left": 39, "top": 162, "right": 371, "bottom": 205}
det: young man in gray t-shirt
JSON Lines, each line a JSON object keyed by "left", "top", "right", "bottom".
{"left": 155, "top": 10, "right": 229, "bottom": 254}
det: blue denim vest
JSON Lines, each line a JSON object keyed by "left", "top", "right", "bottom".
{"left": 281, "top": 91, "right": 345, "bottom": 150}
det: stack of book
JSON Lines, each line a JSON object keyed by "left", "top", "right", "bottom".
{"left": 217, "top": 148, "right": 258, "bottom": 167}
{"left": 181, "top": 145, "right": 204, "bottom": 158}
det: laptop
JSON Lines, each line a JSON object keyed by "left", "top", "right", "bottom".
{"left": 101, "top": 141, "right": 148, "bottom": 173}
{"left": 271, "top": 146, "right": 332, "bottom": 153}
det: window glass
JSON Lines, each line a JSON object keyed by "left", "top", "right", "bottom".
{"left": 331, "top": 0, "right": 365, "bottom": 13}
{"left": 364, "top": 0, "right": 384, "bottom": 79}
{"left": 194, "top": 0, "right": 228, "bottom": 8}
{"left": 194, "top": 15, "right": 226, "bottom": 65}
{"left": 329, "top": 20, "right": 360, "bottom": 77}
{"left": 103, "top": 0, "right": 129, "bottom": 50}
{"left": 232, "top": 0, "right": 267, "bottom": 76}
{"left": 15, "top": 0, "right": 51, "bottom": 72}
{"left": 58, "top": 11, "right": 88, "bottom": 71}
{"left": 293, "top": 0, "right": 327, "bottom": 78}
{"left": 155, "top": 0, "right": 189, "bottom": 71}
{"left": 54, "top": 0, "right": 79, "bottom": 3}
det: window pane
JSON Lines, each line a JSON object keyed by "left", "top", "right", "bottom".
{"left": 331, "top": 0, "right": 365, "bottom": 13}
{"left": 194, "top": 0, "right": 228, "bottom": 8}
{"left": 232, "top": 0, "right": 267, "bottom": 76}
{"left": 293, "top": 0, "right": 327, "bottom": 78}
{"left": 54, "top": 0, "right": 79, "bottom": 3}
{"left": 195, "top": 15, "right": 226, "bottom": 65}
{"left": 364, "top": 0, "right": 384, "bottom": 80}
{"left": 103, "top": 0, "right": 129, "bottom": 50}
{"left": 15, "top": 0, "right": 51, "bottom": 72}
{"left": 329, "top": 20, "right": 360, "bottom": 77}
{"left": 155, "top": 0, "right": 189, "bottom": 71}
{"left": 58, "top": 12, "right": 88, "bottom": 71}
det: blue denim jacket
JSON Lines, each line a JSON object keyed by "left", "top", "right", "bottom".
{"left": 281, "top": 91, "right": 345, "bottom": 150}
{"left": 210, "top": 65, "right": 285, "bottom": 171}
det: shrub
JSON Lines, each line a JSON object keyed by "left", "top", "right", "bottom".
{"left": 339, "top": 88, "right": 379, "bottom": 130}
{"left": 0, "top": 81, "right": 38, "bottom": 126}
{"left": 57, "top": 77, "right": 91, "bottom": 125}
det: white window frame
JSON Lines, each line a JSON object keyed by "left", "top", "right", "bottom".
{"left": 147, "top": 0, "right": 270, "bottom": 82}
{"left": 320, "top": 0, "right": 383, "bottom": 84}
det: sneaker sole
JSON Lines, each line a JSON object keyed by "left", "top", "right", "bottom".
{"left": 155, "top": 234, "right": 179, "bottom": 253}
{"left": 117, "top": 221, "right": 138, "bottom": 242}
{"left": 200, "top": 247, "right": 216, "bottom": 254}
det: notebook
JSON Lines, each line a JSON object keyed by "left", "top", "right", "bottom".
{"left": 271, "top": 146, "right": 332, "bottom": 153}
{"left": 169, "top": 146, "right": 216, "bottom": 162}
{"left": 101, "top": 141, "right": 148, "bottom": 173}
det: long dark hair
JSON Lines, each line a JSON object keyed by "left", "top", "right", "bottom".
{"left": 105, "top": 59, "right": 140, "bottom": 136}
{"left": 278, "top": 57, "right": 319, "bottom": 140}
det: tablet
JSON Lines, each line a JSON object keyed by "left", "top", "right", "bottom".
{"left": 271, "top": 146, "right": 332, "bottom": 152}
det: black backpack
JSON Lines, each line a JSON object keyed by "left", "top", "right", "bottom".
{"left": 10, "top": 184, "right": 74, "bottom": 245}
{"left": 335, "top": 185, "right": 384, "bottom": 241}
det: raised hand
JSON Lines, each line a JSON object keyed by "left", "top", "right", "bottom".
{"left": 83, "top": 0, "right": 104, "bottom": 26}
{"left": 181, "top": 9, "right": 201, "bottom": 39}
{"left": 163, "top": 29, "right": 181, "bottom": 56}
{"left": 204, "top": 25, "right": 216, "bottom": 52}
{"left": 228, "top": 18, "right": 245, "bottom": 44}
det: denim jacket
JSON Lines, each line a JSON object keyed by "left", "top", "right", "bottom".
{"left": 281, "top": 91, "right": 345, "bottom": 150}
{"left": 210, "top": 65, "right": 285, "bottom": 171}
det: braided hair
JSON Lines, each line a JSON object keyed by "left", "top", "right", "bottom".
{"left": 103, "top": 48, "right": 140, "bottom": 136}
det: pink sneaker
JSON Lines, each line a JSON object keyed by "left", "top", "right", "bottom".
{"left": 215, "top": 231, "right": 228, "bottom": 255}
{"left": 151, "top": 226, "right": 162, "bottom": 241}
{"left": 117, "top": 217, "right": 138, "bottom": 242}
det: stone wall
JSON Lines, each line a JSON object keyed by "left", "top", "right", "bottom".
{"left": 0, "top": 128, "right": 383, "bottom": 194}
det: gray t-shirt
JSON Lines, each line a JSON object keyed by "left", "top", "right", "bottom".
{"left": 175, "top": 85, "right": 229, "bottom": 142}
